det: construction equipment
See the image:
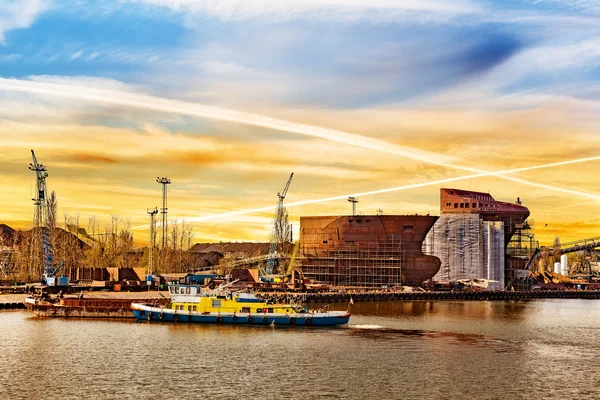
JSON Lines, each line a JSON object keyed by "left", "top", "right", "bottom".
{"left": 265, "top": 173, "right": 294, "bottom": 276}
{"left": 29, "top": 150, "right": 67, "bottom": 287}
{"left": 526, "top": 236, "right": 600, "bottom": 273}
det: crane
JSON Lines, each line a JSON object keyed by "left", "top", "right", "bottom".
{"left": 264, "top": 173, "right": 294, "bottom": 277}
{"left": 29, "top": 150, "right": 65, "bottom": 287}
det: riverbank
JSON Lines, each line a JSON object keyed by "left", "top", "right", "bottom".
{"left": 5, "top": 289, "right": 600, "bottom": 313}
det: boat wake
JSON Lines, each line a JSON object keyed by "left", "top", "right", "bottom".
{"left": 348, "top": 324, "right": 385, "bottom": 330}
{"left": 346, "top": 325, "right": 509, "bottom": 347}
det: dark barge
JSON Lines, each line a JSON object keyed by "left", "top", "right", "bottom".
{"left": 24, "top": 293, "right": 170, "bottom": 318}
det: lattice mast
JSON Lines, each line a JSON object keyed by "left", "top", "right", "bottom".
{"left": 266, "top": 173, "right": 294, "bottom": 275}
{"left": 29, "top": 150, "right": 54, "bottom": 279}
{"left": 156, "top": 177, "right": 171, "bottom": 249}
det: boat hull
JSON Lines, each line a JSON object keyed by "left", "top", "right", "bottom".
{"left": 132, "top": 303, "right": 350, "bottom": 326}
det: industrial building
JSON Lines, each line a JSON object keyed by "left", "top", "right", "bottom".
{"left": 299, "top": 215, "right": 441, "bottom": 286}
{"left": 423, "top": 188, "right": 530, "bottom": 289}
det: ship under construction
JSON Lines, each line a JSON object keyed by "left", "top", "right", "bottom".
{"left": 298, "top": 188, "right": 530, "bottom": 289}
{"left": 299, "top": 215, "right": 440, "bottom": 287}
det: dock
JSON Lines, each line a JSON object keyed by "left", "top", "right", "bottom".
{"left": 0, "top": 294, "right": 27, "bottom": 310}
{"left": 256, "top": 289, "right": 600, "bottom": 304}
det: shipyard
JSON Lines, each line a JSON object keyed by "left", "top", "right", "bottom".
{"left": 3, "top": 1, "right": 600, "bottom": 399}
{"left": 2, "top": 159, "right": 599, "bottom": 305}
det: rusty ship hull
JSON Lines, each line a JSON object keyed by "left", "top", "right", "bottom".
{"left": 299, "top": 215, "right": 441, "bottom": 286}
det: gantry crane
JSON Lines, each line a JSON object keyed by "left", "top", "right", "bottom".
{"left": 264, "top": 173, "right": 294, "bottom": 276}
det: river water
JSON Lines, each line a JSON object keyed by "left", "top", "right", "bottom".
{"left": 1, "top": 299, "right": 600, "bottom": 399}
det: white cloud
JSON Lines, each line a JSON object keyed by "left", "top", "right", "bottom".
{"left": 0, "top": 0, "right": 50, "bottom": 44}
{"left": 199, "top": 60, "right": 257, "bottom": 77}
{"left": 531, "top": 0, "right": 600, "bottom": 14}
{"left": 0, "top": 75, "right": 457, "bottom": 166}
{"left": 519, "top": 39, "right": 600, "bottom": 71}
{"left": 128, "top": 0, "right": 479, "bottom": 23}
{"left": 70, "top": 49, "right": 83, "bottom": 60}
{"left": 86, "top": 51, "right": 101, "bottom": 61}
{"left": 0, "top": 53, "right": 21, "bottom": 62}
{"left": 28, "top": 75, "right": 140, "bottom": 92}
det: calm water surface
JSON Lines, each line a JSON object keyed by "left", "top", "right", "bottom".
{"left": 2, "top": 300, "right": 600, "bottom": 399}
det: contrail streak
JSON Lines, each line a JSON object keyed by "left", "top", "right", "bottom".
{"left": 0, "top": 77, "right": 593, "bottom": 199}
{"left": 151, "top": 155, "right": 600, "bottom": 226}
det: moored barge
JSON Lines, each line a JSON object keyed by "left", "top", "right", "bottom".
{"left": 24, "top": 292, "right": 169, "bottom": 318}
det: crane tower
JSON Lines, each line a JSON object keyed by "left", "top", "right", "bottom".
{"left": 29, "top": 150, "right": 57, "bottom": 285}
{"left": 265, "top": 173, "right": 294, "bottom": 276}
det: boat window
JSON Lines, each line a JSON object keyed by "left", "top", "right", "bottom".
{"left": 256, "top": 308, "right": 263, "bottom": 313}
{"left": 212, "top": 300, "right": 222, "bottom": 308}
{"left": 179, "top": 287, "right": 184, "bottom": 295}
{"left": 267, "top": 308, "right": 274, "bottom": 313}
{"left": 186, "top": 287, "right": 190, "bottom": 295}
{"left": 241, "top": 307, "right": 250, "bottom": 313}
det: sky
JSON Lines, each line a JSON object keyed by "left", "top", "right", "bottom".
{"left": 1, "top": 0, "right": 600, "bottom": 246}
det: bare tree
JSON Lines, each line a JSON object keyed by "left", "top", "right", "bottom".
{"left": 117, "top": 220, "right": 134, "bottom": 268}
{"left": 552, "top": 237, "right": 561, "bottom": 266}
{"left": 571, "top": 250, "right": 591, "bottom": 278}
{"left": 168, "top": 219, "right": 180, "bottom": 272}
{"left": 46, "top": 191, "right": 58, "bottom": 230}
{"left": 539, "top": 247, "right": 551, "bottom": 274}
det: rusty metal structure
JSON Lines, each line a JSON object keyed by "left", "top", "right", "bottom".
{"left": 299, "top": 215, "right": 440, "bottom": 286}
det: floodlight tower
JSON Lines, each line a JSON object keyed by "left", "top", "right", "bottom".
{"left": 348, "top": 197, "right": 359, "bottom": 216}
{"left": 156, "top": 177, "right": 171, "bottom": 249}
{"left": 147, "top": 207, "right": 158, "bottom": 275}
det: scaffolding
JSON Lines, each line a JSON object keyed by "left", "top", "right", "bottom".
{"left": 507, "top": 219, "right": 536, "bottom": 259}
{"left": 299, "top": 238, "right": 404, "bottom": 288}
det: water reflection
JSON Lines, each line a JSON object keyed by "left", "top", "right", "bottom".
{"left": 327, "top": 299, "right": 530, "bottom": 321}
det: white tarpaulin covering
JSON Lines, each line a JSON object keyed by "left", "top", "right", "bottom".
{"left": 424, "top": 215, "right": 505, "bottom": 289}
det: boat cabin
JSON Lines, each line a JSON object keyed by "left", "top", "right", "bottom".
{"left": 167, "top": 284, "right": 303, "bottom": 315}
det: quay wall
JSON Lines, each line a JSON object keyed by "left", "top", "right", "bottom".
{"left": 256, "top": 290, "right": 600, "bottom": 304}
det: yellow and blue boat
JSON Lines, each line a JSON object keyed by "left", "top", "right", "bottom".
{"left": 131, "top": 284, "right": 350, "bottom": 326}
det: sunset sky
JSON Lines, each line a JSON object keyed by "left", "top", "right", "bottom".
{"left": 1, "top": 0, "right": 599, "bottom": 246}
